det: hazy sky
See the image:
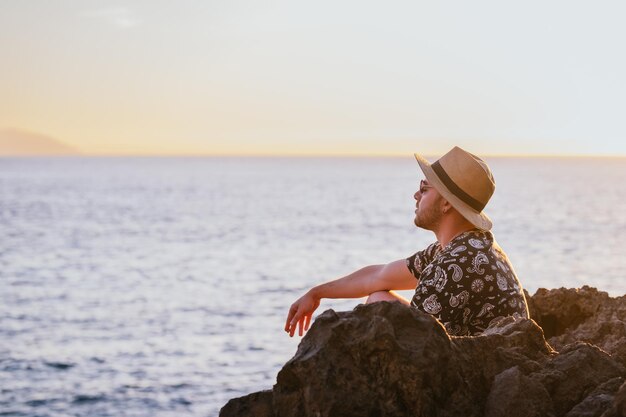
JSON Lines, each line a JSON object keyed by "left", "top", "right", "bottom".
{"left": 1, "top": 0, "right": 625, "bottom": 156}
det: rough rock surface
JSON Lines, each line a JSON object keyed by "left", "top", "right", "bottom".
{"left": 528, "top": 286, "right": 626, "bottom": 369}
{"left": 220, "top": 287, "right": 626, "bottom": 417}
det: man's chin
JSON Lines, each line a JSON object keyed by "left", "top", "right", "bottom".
{"left": 414, "top": 218, "right": 432, "bottom": 231}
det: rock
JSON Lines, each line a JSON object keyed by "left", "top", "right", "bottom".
{"left": 531, "top": 343, "right": 625, "bottom": 416}
{"left": 565, "top": 377, "right": 623, "bottom": 417}
{"left": 484, "top": 366, "right": 555, "bottom": 417}
{"left": 530, "top": 287, "right": 626, "bottom": 369}
{"left": 220, "top": 287, "right": 626, "bottom": 417}
{"left": 219, "top": 390, "right": 273, "bottom": 417}
{"left": 272, "top": 303, "right": 465, "bottom": 417}
{"left": 527, "top": 286, "right": 606, "bottom": 339}
{"left": 600, "top": 380, "right": 626, "bottom": 417}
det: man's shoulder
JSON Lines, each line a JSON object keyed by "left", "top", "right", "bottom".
{"left": 441, "top": 229, "right": 494, "bottom": 254}
{"left": 410, "top": 241, "right": 441, "bottom": 267}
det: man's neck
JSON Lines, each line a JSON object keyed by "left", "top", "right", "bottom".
{"left": 435, "top": 218, "right": 476, "bottom": 248}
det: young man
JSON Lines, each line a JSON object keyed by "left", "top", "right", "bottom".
{"left": 284, "top": 146, "right": 529, "bottom": 337}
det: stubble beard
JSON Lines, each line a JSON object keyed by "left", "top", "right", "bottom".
{"left": 414, "top": 202, "right": 443, "bottom": 232}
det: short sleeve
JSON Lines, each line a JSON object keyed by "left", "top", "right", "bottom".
{"left": 406, "top": 242, "right": 440, "bottom": 281}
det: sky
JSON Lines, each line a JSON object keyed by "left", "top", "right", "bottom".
{"left": 1, "top": 0, "right": 625, "bottom": 156}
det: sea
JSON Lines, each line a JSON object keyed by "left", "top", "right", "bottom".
{"left": 1, "top": 156, "right": 625, "bottom": 417}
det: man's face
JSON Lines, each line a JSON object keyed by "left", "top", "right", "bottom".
{"left": 414, "top": 179, "right": 444, "bottom": 230}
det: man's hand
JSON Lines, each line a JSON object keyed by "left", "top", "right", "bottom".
{"left": 285, "top": 291, "right": 320, "bottom": 337}
{"left": 283, "top": 260, "right": 415, "bottom": 337}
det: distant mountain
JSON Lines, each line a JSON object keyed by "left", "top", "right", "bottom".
{"left": 0, "top": 128, "right": 80, "bottom": 156}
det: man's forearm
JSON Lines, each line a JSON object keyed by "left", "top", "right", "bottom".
{"left": 309, "top": 265, "right": 383, "bottom": 300}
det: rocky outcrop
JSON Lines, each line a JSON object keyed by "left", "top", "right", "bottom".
{"left": 220, "top": 287, "right": 626, "bottom": 417}
{"left": 528, "top": 286, "right": 626, "bottom": 370}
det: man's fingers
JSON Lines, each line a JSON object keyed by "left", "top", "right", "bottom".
{"left": 289, "top": 312, "right": 302, "bottom": 337}
{"left": 285, "top": 312, "right": 293, "bottom": 332}
{"left": 285, "top": 311, "right": 294, "bottom": 332}
{"left": 285, "top": 304, "right": 298, "bottom": 332}
{"left": 285, "top": 301, "right": 316, "bottom": 337}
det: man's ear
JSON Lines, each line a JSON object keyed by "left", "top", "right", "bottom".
{"left": 441, "top": 199, "right": 453, "bottom": 214}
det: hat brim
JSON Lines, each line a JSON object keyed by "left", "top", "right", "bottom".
{"left": 414, "top": 153, "right": 493, "bottom": 231}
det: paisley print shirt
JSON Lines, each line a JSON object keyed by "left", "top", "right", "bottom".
{"left": 406, "top": 229, "right": 529, "bottom": 336}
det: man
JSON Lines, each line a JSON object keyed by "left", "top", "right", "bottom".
{"left": 285, "top": 146, "right": 529, "bottom": 337}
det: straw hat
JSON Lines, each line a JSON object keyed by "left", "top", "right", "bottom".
{"left": 414, "top": 146, "right": 495, "bottom": 230}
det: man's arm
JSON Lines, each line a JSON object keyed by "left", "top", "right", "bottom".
{"left": 284, "top": 259, "right": 417, "bottom": 337}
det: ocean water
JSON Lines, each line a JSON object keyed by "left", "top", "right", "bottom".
{"left": 1, "top": 156, "right": 625, "bottom": 416}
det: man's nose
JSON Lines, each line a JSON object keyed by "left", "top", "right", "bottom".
{"left": 414, "top": 190, "right": 421, "bottom": 201}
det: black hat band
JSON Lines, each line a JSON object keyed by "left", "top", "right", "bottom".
{"left": 432, "top": 161, "right": 486, "bottom": 212}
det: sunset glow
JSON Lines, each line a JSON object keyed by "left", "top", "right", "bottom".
{"left": 1, "top": 1, "right": 625, "bottom": 156}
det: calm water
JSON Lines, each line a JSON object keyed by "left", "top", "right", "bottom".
{"left": 1, "top": 156, "right": 625, "bottom": 416}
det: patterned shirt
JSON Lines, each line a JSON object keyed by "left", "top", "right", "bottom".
{"left": 406, "top": 229, "right": 529, "bottom": 336}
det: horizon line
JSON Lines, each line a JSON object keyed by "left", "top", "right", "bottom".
{"left": 2, "top": 152, "right": 626, "bottom": 159}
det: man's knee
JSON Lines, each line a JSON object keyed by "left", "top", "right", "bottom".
{"left": 366, "top": 290, "right": 411, "bottom": 305}
{"left": 366, "top": 291, "right": 397, "bottom": 304}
